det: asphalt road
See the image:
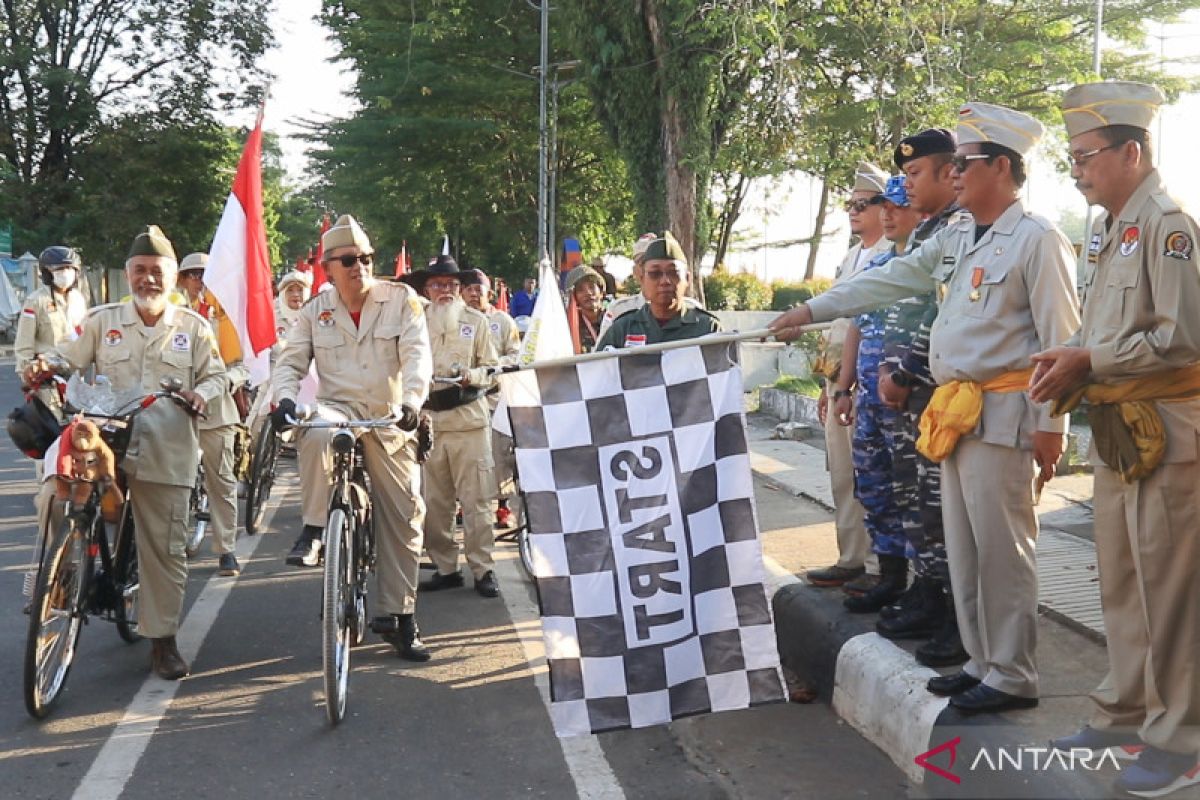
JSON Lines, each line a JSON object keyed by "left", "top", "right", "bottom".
{"left": 0, "top": 358, "right": 910, "bottom": 800}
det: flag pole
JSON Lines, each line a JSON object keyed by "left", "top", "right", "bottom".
{"left": 489, "top": 323, "right": 831, "bottom": 376}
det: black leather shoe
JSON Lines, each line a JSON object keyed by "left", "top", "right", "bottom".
{"left": 286, "top": 525, "right": 323, "bottom": 567}
{"left": 475, "top": 570, "right": 500, "bottom": 598}
{"left": 806, "top": 564, "right": 865, "bottom": 587}
{"left": 927, "top": 670, "right": 980, "bottom": 697}
{"left": 420, "top": 569, "right": 464, "bottom": 592}
{"left": 372, "top": 614, "right": 431, "bottom": 662}
{"left": 949, "top": 684, "right": 1038, "bottom": 714}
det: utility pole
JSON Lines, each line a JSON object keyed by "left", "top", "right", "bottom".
{"left": 547, "top": 61, "right": 580, "bottom": 267}
{"left": 536, "top": 0, "right": 550, "bottom": 264}
{"left": 1078, "top": 0, "right": 1104, "bottom": 287}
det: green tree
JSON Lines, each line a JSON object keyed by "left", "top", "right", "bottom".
{"left": 312, "top": 0, "right": 635, "bottom": 286}
{"left": 0, "top": 0, "right": 273, "bottom": 251}
{"left": 69, "top": 117, "right": 290, "bottom": 269}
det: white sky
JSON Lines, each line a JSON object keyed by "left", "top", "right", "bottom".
{"left": 235, "top": 4, "right": 1200, "bottom": 282}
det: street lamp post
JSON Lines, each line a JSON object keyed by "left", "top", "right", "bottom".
{"left": 537, "top": 0, "right": 549, "bottom": 263}
{"left": 547, "top": 61, "right": 580, "bottom": 267}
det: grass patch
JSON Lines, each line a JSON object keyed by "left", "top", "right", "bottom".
{"left": 773, "top": 374, "right": 822, "bottom": 398}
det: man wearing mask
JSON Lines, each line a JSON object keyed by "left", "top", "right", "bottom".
{"left": 32, "top": 225, "right": 225, "bottom": 679}
{"left": 273, "top": 215, "right": 433, "bottom": 661}
{"left": 770, "top": 104, "right": 1081, "bottom": 714}
{"left": 415, "top": 257, "right": 502, "bottom": 598}
{"left": 1035, "top": 82, "right": 1200, "bottom": 798}
{"left": 805, "top": 163, "right": 890, "bottom": 595}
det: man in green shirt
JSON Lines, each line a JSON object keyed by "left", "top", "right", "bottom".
{"left": 595, "top": 232, "right": 720, "bottom": 349}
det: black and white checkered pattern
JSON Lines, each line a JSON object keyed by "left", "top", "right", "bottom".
{"left": 502, "top": 341, "right": 786, "bottom": 736}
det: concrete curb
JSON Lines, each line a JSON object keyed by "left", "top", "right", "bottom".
{"left": 772, "top": 581, "right": 1114, "bottom": 799}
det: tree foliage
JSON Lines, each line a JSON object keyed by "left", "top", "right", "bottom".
{"left": 0, "top": 0, "right": 274, "bottom": 253}
{"left": 311, "top": 0, "right": 636, "bottom": 284}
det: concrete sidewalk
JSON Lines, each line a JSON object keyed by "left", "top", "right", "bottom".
{"left": 748, "top": 413, "right": 1195, "bottom": 800}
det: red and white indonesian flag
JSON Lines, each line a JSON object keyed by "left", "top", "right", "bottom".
{"left": 206, "top": 116, "right": 277, "bottom": 385}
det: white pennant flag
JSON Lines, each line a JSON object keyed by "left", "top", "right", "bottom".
{"left": 492, "top": 259, "right": 571, "bottom": 435}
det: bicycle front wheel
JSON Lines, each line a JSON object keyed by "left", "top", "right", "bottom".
{"left": 322, "top": 509, "right": 353, "bottom": 725}
{"left": 114, "top": 533, "right": 141, "bottom": 643}
{"left": 517, "top": 526, "right": 535, "bottom": 582}
{"left": 245, "top": 419, "right": 279, "bottom": 536}
{"left": 24, "top": 512, "right": 92, "bottom": 719}
{"left": 184, "top": 472, "right": 209, "bottom": 559}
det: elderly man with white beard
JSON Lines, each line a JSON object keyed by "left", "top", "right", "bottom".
{"left": 414, "top": 256, "right": 502, "bottom": 598}
{"left": 28, "top": 225, "right": 226, "bottom": 679}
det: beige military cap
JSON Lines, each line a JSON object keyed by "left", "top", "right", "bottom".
{"left": 322, "top": 214, "right": 374, "bottom": 255}
{"left": 1061, "top": 81, "right": 1164, "bottom": 138}
{"left": 956, "top": 102, "right": 1044, "bottom": 158}
{"left": 852, "top": 161, "right": 889, "bottom": 194}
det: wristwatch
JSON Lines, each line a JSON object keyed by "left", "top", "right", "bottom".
{"left": 832, "top": 389, "right": 852, "bottom": 400}
{"left": 890, "top": 369, "right": 913, "bottom": 389}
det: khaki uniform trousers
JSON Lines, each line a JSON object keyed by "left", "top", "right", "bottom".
{"left": 1090, "top": 460, "right": 1200, "bottom": 754}
{"left": 424, "top": 426, "right": 496, "bottom": 579}
{"left": 199, "top": 426, "right": 238, "bottom": 555}
{"left": 942, "top": 437, "right": 1039, "bottom": 698}
{"left": 298, "top": 425, "right": 425, "bottom": 616}
{"left": 491, "top": 430, "right": 524, "bottom": 526}
{"left": 128, "top": 478, "right": 191, "bottom": 638}
{"left": 824, "top": 401, "right": 875, "bottom": 572}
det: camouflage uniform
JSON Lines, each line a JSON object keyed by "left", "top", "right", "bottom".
{"left": 879, "top": 203, "right": 961, "bottom": 585}
{"left": 851, "top": 250, "right": 908, "bottom": 560}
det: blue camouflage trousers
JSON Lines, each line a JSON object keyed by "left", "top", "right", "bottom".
{"left": 852, "top": 336, "right": 909, "bottom": 559}
{"left": 890, "top": 390, "right": 948, "bottom": 584}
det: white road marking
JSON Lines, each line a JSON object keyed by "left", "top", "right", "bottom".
{"left": 70, "top": 482, "right": 289, "bottom": 800}
{"left": 493, "top": 554, "right": 626, "bottom": 799}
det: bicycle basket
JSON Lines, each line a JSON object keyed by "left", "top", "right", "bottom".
{"left": 6, "top": 395, "right": 63, "bottom": 458}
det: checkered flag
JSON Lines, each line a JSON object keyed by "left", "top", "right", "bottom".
{"left": 501, "top": 340, "right": 786, "bottom": 736}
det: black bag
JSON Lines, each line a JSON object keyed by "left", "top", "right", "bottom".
{"left": 7, "top": 396, "right": 63, "bottom": 459}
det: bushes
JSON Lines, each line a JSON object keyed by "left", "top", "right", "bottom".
{"left": 770, "top": 278, "right": 832, "bottom": 310}
{"left": 702, "top": 271, "right": 773, "bottom": 310}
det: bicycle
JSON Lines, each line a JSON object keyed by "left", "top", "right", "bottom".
{"left": 23, "top": 379, "right": 200, "bottom": 719}
{"left": 244, "top": 415, "right": 280, "bottom": 536}
{"left": 290, "top": 410, "right": 399, "bottom": 725}
{"left": 184, "top": 454, "right": 209, "bottom": 558}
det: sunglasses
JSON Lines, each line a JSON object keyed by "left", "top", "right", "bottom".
{"left": 950, "top": 153, "right": 994, "bottom": 172}
{"left": 645, "top": 269, "right": 682, "bottom": 283}
{"left": 843, "top": 199, "right": 871, "bottom": 213}
{"left": 426, "top": 279, "right": 461, "bottom": 292}
{"left": 326, "top": 253, "right": 373, "bottom": 268}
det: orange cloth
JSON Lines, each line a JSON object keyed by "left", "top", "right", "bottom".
{"left": 917, "top": 368, "right": 1035, "bottom": 462}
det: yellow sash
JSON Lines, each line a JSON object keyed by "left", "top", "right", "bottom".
{"left": 1051, "top": 364, "right": 1200, "bottom": 482}
{"left": 917, "top": 368, "right": 1035, "bottom": 462}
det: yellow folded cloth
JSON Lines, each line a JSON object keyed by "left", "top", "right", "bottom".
{"left": 1051, "top": 364, "right": 1200, "bottom": 482}
{"left": 917, "top": 368, "right": 1035, "bottom": 462}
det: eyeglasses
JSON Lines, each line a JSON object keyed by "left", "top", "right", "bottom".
{"left": 1067, "top": 143, "right": 1123, "bottom": 167}
{"left": 326, "top": 253, "right": 373, "bottom": 268}
{"left": 426, "top": 279, "right": 461, "bottom": 292}
{"left": 950, "top": 153, "right": 994, "bottom": 172}
{"left": 645, "top": 269, "right": 682, "bottom": 283}
{"left": 843, "top": 199, "right": 871, "bottom": 213}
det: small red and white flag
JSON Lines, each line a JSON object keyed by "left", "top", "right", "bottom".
{"left": 394, "top": 241, "right": 410, "bottom": 278}
{"left": 312, "top": 216, "right": 330, "bottom": 290}
{"left": 205, "top": 112, "right": 277, "bottom": 385}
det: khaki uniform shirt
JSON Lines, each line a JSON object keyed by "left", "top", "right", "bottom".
{"left": 1072, "top": 170, "right": 1200, "bottom": 463}
{"left": 823, "top": 238, "right": 892, "bottom": 367}
{"left": 187, "top": 298, "right": 242, "bottom": 430}
{"left": 485, "top": 308, "right": 521, "bottom": 364}
{"left": 274, "top": 280, "right": 432, "bottom": 423}
{"left": 595, "top": 303, "right": 722, "bottom": 350}
{"left": 14, "top": 286, "right": 88, "bottom": 372}
{"left": 807, "top": 200, "right": 1081, "bottom": 449}
{"left": 55, "top": 301, "right": 226, "bottom": 487}
{"left": 428, "top": 303, "right": 499, "bottom": 432}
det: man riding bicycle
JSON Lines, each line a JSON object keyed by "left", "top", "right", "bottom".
{"left": 26, "top": 225, "right": 226, "bottom": 680}
{"left": 271, "top": 214, "right": 434, "bottom": 662}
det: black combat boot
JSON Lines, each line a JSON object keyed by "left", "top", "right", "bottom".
{"left": 915, "top": 590, "right": 969, "bottom": 667}
{"left": 373, "top": 614, "right": 431, "bottom": 662}
{"left": 844, "top": 555, "right": 907, "bottom": 613}
{"left": 876, "top": 576, "right": 946, "bottom": 639}
{"left": 878, "top": 579, "right": 923, "bottom": 621}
